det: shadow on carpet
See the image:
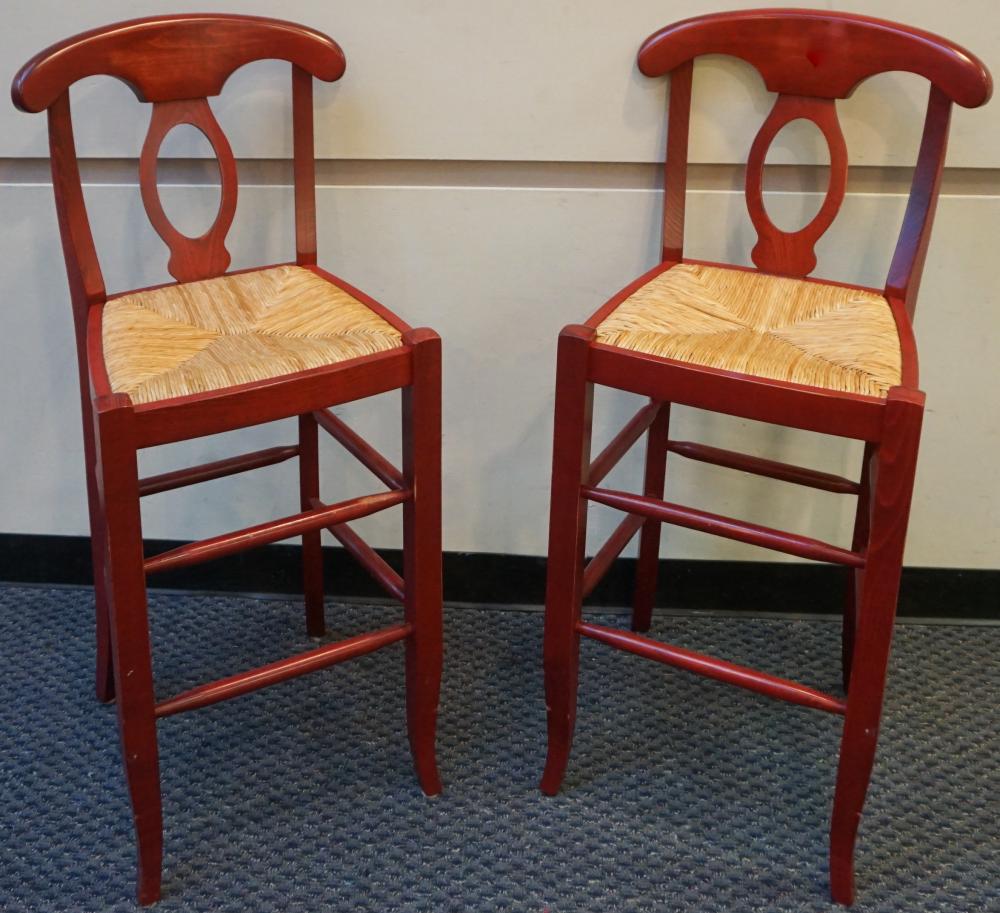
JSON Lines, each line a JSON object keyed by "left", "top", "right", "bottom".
{"left": 0, "top": 585, "right": 997, "bottom": 912}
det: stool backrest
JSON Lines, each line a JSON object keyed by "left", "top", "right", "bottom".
{"left": 11, "top": 14, "right": 345, "bottom": 338}
{"left": 638, "top": 9, "right": 992, "bottom": 316}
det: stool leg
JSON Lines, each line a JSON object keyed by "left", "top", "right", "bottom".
{"left": 402, "top": 328, "right": 443, "bottom": 796}
{"left": 95, "top": 398, "right": 163, "bottom": 905}
{"left": 842, "top": 441, "right": 875, "bottom": 693}
{"left": 830, "top": 390, "right": 923, "bottom": 905}
{"left": 89, "top": 474, "right": 115, "bottom": 703}
{"left": 541, "top": 326, "right": 594, "bottom": 795}
{"left": 80, "top": 380, "right": 115, "bottom": 703}
{"left": 631, "top": 402, "right": 670, "bottom": 633}
{"left": 299, "top": 413, "right": 326, "bottom": 636}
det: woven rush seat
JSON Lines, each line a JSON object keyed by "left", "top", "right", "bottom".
{"left": 102, "top": 265, "right": 404, "bottom": 405}
{"left": 595, "top": 263, "right": 902, "bottom": 397}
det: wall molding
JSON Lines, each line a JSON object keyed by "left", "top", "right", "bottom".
{"left": 0, "top": 158, "right": 996, "bottom": 195}
{"left": 1, "top": 533, "right": 996, "bottom": 620}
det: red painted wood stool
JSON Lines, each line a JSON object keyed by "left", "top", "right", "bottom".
{"left": 12, "top": 14, "right": 443, "bottom": 904}
{"left": 539, "top": 9, "right": 991, "bottom": 904}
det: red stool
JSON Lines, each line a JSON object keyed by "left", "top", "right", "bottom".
{"left": 539, "top": 9, "right": 991, "bottom": 904}
{"left": 13, "top": 15, "right": 443, "bottom": 904}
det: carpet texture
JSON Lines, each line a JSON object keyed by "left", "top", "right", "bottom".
{"left": 0, "top": 585, "right": 997, "bottom": 912}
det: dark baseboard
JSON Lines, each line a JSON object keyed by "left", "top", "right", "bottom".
{"left": 0, "top": 533, "right": 996, "bottom": 620}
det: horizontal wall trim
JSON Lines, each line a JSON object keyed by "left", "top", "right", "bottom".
{"left": 0, "top": 158, "right": 996, "bottom": 194}
{"left": 0, "top": 533, "right": 995, "bottom": 620}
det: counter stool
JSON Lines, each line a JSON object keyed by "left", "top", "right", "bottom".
{"left": 12, "top": 14, "right": 443, "bottom": 903}
{"left": 539, "top": 9, "right": 991, "bottom": 903}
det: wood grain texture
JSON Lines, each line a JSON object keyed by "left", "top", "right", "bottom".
{"left": 47, "top": 94, "right": 104, "bottom": 335}
{"left": 320, "top": 515, "right": 406, "bottom": 603}
{"left": 93, "top": 396, "right": 161, "bottom": 905}
{"left": 586, "top": 400, "right": 663, "bottom": 487}
{"left": 155, "top": 624, "right": 411, "bottom": 718}
{"left": 15, "top": 16, "right": 444, "bottom": 903}
{"left": 139, "top": 99, "right": 238, "bottom": 282}
{"left": 11, "top": 14, "right": 345, "bottom": 112}
{"left": 581, "top": 513, "right": 645, "bottom": 600}
{"left": 401, "top": 328, "right": 444, "bottom": 797}
{"left": 583, "top": 486, "right": 865, "bottom": 568}
{"left": 662, "top": 61, "right": 692, "bottom": 262}
{"left": 830, "top": 390, "right": 924, "bottom": 905}
{"left": 745, "top": 94, "right": 848, "bottom": 277}
{"left": 886, "top": 86, "right": 953, "bottom": 319}
{"left": 578, "top": 622, "right": 846, "bottom": 715}
{"left": 298, "top": 413, "right": 325, "bottom": 636}
{"left": 292, "top": 66, "right": 318, "bottom": 266}
{"left": 144, "top": 490, "right": 409, "bottom": 575}
{"left": 665, "top": 440, "right": 861, "bottom": 495}
{"left": 138, "top": 445, "right": 299, "bottom": 497}
{"left": 131, "top": 347, "right": 413, "bottom": 449}
{"left": 540, "top": 325, "right": 595, "bottom": 796}
{"left": 842, "top": 442, "right": 875, "bottom": 692}
{"left": 637, "top": 9, "right": 992, "bottom": 107}
{"left": 547, "top": 9, "right": 979, "bottom": 905}
{"left": 314, "top": 407, "right": 407, "bottom": 490}
{"left": 588, "top": 340, "right": 886, "bottom": 441}
{"left": 54, "top": 89, "right": 115, "bottom": 705}
{"left": 639, "top": 9, "right": 989, "bottom": 329}
{"left": 631, "top": 402, "right": 670, "bottom": 633}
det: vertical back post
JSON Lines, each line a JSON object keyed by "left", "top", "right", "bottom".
{"left": 47, "top": 92, "right": 106, "bottom": 337}
{"left": 884, "top": 85, "right": 953, "bottom": 319}
{"left": 292, "top": 64, "right": 318, "bottom": 265}
{"left": 662, "top": 61, "right": 693, "bottom": 263}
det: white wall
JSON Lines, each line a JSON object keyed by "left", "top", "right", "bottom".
{"left": 1, "top": 0, "right": 998, "bottom": 571}
{"left": 4, "top": 0, "right": 997, "bottom": 165}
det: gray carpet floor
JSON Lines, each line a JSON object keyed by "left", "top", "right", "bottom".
{"left": 0, "top": 584, "right": 997, "bottom": 912}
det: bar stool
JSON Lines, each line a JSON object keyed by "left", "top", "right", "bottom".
{"left": 12, "top": 14, "right": 443, "bottom": 904}
{"left": 539, "top": 9, "right": 991, "bottom": 904}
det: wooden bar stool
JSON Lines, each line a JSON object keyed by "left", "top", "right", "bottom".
{"left": 12, "top": 14, "right": 443, "bottom": 904}
{"left": 539, "top": 9, "right": 991, "bottom": 904}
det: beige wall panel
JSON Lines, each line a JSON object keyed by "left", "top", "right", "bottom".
{"left": 1, "top": 179, "right": 996, "bottom": 568}
{"left": 3, "top": 0, "right": 997, "bottom": 167}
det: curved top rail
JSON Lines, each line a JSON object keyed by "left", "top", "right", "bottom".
{"left": 637, "top": 8, "right": 992, "bottom": 108}
{"left": 12, "top": 14, "right": 346, "bottom": 112}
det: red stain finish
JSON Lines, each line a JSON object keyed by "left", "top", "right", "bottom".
{"left": 541, "top": 9, "right": 990, "bottom": 906}
{"left": 13, "top": 15, "right": 443, "bottom": 903}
